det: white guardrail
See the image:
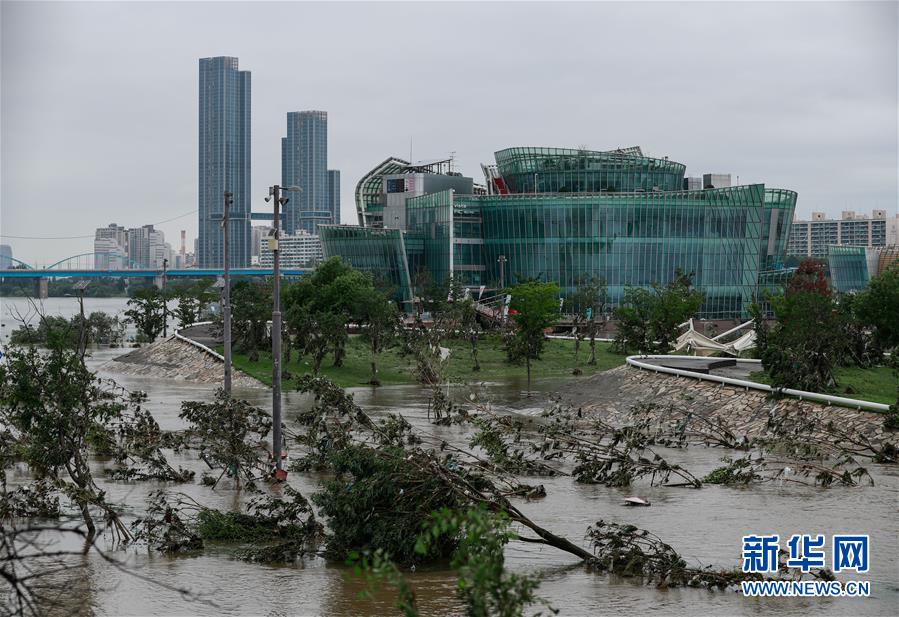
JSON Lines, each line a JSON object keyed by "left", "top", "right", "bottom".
{"left": 626, "top": 354, "right": 890, "bottom": 413}
{"left": 173, "top": 321, "right": 225, "bottom": 362}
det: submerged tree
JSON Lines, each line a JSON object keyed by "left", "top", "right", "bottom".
{"left": 0, "top": 342, "right": 186, "bottom": 541}
{"left": 293, "top": 376, "right": 595, "bottom": 566}
{"left": 10, "top": 311, "right": 124, "bottom": 348}
{"left": 177, "top": 390, "right": 272, "bottom": 488}
{"left": 352, "top": 507, "right": 555, "bottom": 617}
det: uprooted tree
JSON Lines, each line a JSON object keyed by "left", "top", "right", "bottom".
{"left": 176, "top": 390, "right": 272, "bottom": 488}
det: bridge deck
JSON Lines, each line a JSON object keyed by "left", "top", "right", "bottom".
{"left": 0, "top": 268, "right": 309, "bottom": 279}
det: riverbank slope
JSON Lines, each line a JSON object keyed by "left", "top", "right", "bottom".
{"left": 563, "top": 365, "right": 893, "bottom": 446}
{"left": 102, "top": 336, "right": 263, "bottom": 388}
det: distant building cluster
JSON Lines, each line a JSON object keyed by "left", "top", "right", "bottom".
{"left": 787, "top": 209, "right": 899, "bottom": 257}
{"left": 93, "top": 223, "right": 190, "bottom": 270}
{"left": 197, "top": 57, "right": 340, "bottom": 269}
{"left": 258, "top": 230, "right": 323, "bottom": 269}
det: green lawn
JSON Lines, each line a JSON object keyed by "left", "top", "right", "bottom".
{"left": 222, "top": 335, "right": 625, "bottom": 389}
{"left": 749, "top": 366, "right": 897, "bottom": 406}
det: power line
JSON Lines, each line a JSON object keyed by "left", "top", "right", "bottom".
{"left": 0, "top": 209, "right": 199, "bottom": 240}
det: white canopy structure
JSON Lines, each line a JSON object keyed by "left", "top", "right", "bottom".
{"left": 672, "top": 320, "right": 756, "bottom": 356}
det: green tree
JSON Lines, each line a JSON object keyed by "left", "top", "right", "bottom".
{"left": 758, "top": 261, "right": 844, "bottom": 392}
{"left": 613, "top": 271, "right": 704, "bottom": 354}
{"left": 230, "top": 280, "right": 272, "bottom": 361}
{"left": 567, "top": 275, "right": 608, "bottom": 367}
{"left": 172, "top": 280, "right": 215, "bottom": 330}
{"left": 358, "top": 288, "right": 400, "bottom": 385}
{"left": 853, "top": 263, "right": 899, "bottom": 354}
{"left": 506, "top": 281, "right": 560, "bottom": 394}
{"left": 124, "top": 287, "right": 167, "bottom": 343}
{"left": 284, "top": 257, "right": 372, "bottom": 369}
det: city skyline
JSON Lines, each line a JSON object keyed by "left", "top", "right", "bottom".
{"left": 2, "top": 1, "right": 897, "bottom": 264}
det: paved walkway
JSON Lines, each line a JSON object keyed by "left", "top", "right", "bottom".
{"left": 178, "top": 322, "right": 220, "bottom": 348}
{"left": 637, "top": 356, "right": 755, "bottom": 380}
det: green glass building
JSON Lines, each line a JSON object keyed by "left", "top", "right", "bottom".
{"left": 322, "top": 146, "right": 798, "bottom": 319}
{"left": 828, "top": 245, "right": 899, "bottom": 293}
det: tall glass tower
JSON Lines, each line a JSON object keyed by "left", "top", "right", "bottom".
{"left": 282, "top": 111, "right": 329, "bottom": 234}
{"left": 198, "top": 56, "right": 251, "bottom": 267}
{"left": 328, "top": 169, "right": 341, "bottom": 225}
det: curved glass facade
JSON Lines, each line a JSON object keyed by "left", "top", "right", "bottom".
{"left": 322, "top": 145, "right": 799, "bottom": 320}
{"left": 354, "top": 157, "right": 410, "bottom": 227}
{"left": 495, "top": 147, "right": 686, "bottom": 194}
{"left": 319, "top": 225, "right": 413, "bottom": 303}
{"left": 828, "top": 245, "right": 898, "bottom": 293}
{"left": 457, "top": 186, "right": 770, "bottom": 319}
{"left": 761, "top": 188, "right": 798, "bottom": 269}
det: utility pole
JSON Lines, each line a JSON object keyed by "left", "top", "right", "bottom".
{"left": 498, "top": 254, "right": 507, "bottom": 290}
{"left": 162, "top": 258, "right": 168, "bottom": 338}
{"left": 266, "top": 184, "right": 300, "bottom": 479}
{"left": 272, "top": 185, "right": 283, "bottom": 477}
{"left": 222, "top": 191, "right": 233, "bottom": 394}
{"left": 74, "top": 280, "right": 90, "bottom": 360}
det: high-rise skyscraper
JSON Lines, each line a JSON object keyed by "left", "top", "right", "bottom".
{"left": 0, "top": 244, "right": 13, "bottom": 269}
{"left": 328, "top": 169, "right": 341, "bottom": 225}
{"left": 198, "top": 56, "right": 251, "bottom": 267}
{"left": 282, "top": 111, "right": 329, "bottom": 234}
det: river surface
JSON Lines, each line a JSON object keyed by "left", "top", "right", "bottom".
{"left": 3, "top": 296, "right": 898, "bottom": 616}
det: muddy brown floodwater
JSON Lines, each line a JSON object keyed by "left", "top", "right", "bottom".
{"left": 13, "top": 345, "right": 899, "bottom": 616}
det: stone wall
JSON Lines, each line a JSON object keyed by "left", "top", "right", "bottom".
{"left": 563, "top": 365, "right": 892, "bottom": 446}
{"left": 103, "top": 337, "right": 263, "bottom": 388}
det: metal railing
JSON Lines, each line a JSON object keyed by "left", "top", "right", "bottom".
{"left": 626, "top": 354, "right": 890, "bottom": 413}
{"left": 173, "top": 321, "right": 225, "bottom": 362}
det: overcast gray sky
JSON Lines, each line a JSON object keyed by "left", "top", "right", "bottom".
{"left": 2, "top": 0, "right": 897, "bottom": 265}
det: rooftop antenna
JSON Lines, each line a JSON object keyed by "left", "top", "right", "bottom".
{"left": 409, "top": 136, "right": 413, "bottom": 164}
{"left": 449, "top": 151, "right": 456, "bottom": 173}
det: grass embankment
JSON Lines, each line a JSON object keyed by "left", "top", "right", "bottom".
{"left": 749, "top": 366, "right": 897, "bottom": 406}
{"left": 222, "top": 335, "right": 625, "bottom": 389}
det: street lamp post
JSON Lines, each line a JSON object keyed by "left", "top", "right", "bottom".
{"left": 162, "top": 258, "right": 168, "bottom": 338}
{"left": 222, "top": 191, "right": 233, "bottom": 394}
{"left": 265, "top": 184, "right": 301, "bottom": 479}
{"left": 497, "top": 255, "right": 507, "bottom": 290}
